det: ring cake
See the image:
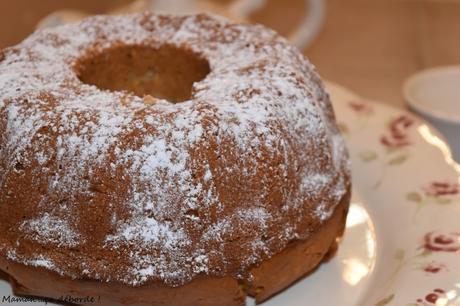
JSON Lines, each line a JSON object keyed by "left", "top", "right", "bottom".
{"left": 0, "top": 13, "right": 351, "bottom": 306}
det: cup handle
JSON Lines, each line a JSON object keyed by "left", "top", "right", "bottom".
{"left": 290, "top": 0, "right": 325, "bottom": 49}
{"left": 229, "top": 0, "right": 325, "bottom": 49}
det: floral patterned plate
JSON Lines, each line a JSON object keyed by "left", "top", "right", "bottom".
{"left": 1, "top": 83, "right": 460, "bottom": 306}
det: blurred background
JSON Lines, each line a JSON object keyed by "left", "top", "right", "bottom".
{"left": 0, "top": 0, "right": 459, "bottom": 109}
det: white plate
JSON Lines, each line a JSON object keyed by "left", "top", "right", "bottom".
{"left": 1, "top": 83, "right": 460, "bottom": 306}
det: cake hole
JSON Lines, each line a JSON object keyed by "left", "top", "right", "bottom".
{"left": 76, "top": 44, "right": 210, "bottom": 103}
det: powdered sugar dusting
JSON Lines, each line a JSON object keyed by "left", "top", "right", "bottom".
{"left": 26, "top": 256, "right": 57, "bottom": 270}
{"left": 0, "top": 13, "right": 350, "bottom": 286}
{"left": 19, "top": 212, "right": 81, "bottom": 247}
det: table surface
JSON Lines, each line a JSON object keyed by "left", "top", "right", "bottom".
{"left": 307, "top": 0, "right": 460, "bottom": 109}
{"left": 1, "top": 0, "right": 459, "bottom": 109}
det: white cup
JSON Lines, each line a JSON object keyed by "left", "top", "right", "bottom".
{"left": 403, "top": 66, "right": 460, "bottom": 162}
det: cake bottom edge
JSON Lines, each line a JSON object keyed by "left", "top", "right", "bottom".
{"left": 0, "top": 188, "right": 351, "bottom": 306}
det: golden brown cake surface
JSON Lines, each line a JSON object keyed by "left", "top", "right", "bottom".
{"left": 0, "top": 12, "right": 350, "bottom": 304}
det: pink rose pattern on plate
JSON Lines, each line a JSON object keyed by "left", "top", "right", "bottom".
{"left": 420, "top": 261, "right": 447, "bottom": 274}
{"left": 368, "top": 115, "right": 416, "bottom": 188}
{"left": 421, "top": 231, "right": 460, "bottom": 253}
{"left": 423, "top": 182, "right": 459, "bottom": 197}
{"left": 380, "top": 115, "right": 414, "bottom": 149}
{"left": 406, "top": 288, "right": 447, "bottom": 306}
{"left": 406, "top": 181, "right": 459, "bottom": 218}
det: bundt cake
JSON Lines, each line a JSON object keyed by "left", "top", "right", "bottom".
{"left": 0, "top": 13, "right": 351, "bottom": 306}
